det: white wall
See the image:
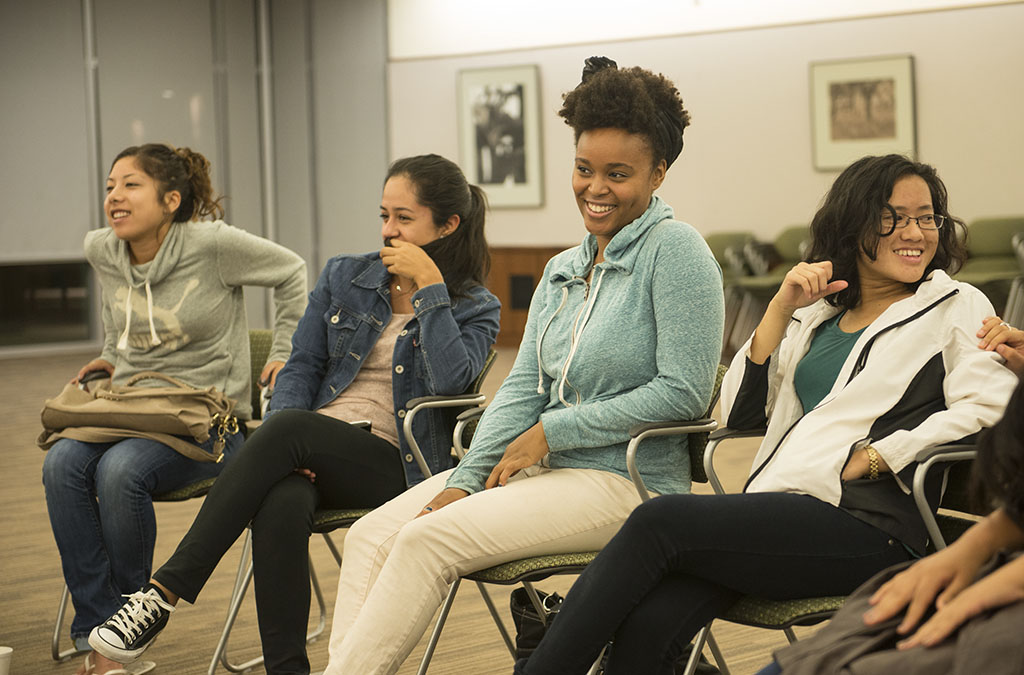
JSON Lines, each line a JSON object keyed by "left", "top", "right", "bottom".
{"left": 387, "top": 0, "right": 1016, "bottom": 60}
{"left": 388, "top": 3, "right": 1024, "bottom": 246}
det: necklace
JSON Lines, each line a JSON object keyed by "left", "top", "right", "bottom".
{"left": 393, "top": 277, "right": 416, "bottom": 294}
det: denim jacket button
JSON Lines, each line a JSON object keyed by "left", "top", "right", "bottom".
{"left": 400, "top": 329, "right": 408, "bottom": 336}
{"left": 404, "top": 453, "right": 414, "bottom": 462}
{"left": 395, "top": 365, "right": 404, "bottom": 374}
{"left": 330, "top": 315, "right": 339, "bottom": 324}
{"left": 414, "top": 299, "right": 421, "bottom": 308}
{"left": 397, "top": 409, "right": 406, "bottom": 418}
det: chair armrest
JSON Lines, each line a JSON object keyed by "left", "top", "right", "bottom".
{"left": 402, "top": 393, "right": 488, "bottom": 479}
{"left": 626, "top": 418, "right": 718, "bottom": 502}
{"left": 704, "top": 426, "right": 767, "bottom": 495}
{"left": 912, "top": 443, "right": 978, "bottom": 551}
{"left": 452, "top": 405, "right": 488, "bottom": 459}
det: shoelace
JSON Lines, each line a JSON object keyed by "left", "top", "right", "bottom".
{"left": 106, "top": 590, "right": 174, "bottom": 640}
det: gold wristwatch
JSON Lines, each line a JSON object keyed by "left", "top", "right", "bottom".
{"left": 864, "top": 444, "right": 880, "bottom": 480}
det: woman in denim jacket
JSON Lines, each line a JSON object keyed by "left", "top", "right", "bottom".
{"left": 88, "top": 154, "right": 501, "bottom": 674}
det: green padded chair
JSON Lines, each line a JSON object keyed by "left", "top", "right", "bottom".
{"left": 209, "top": 348, "right": 498, "bottom": 674}
{"left": 1001, "top": 232, "right": 1024, "bottom": 327}
{"left": 414, "top": 364, "right": 730, "bottom": 675}
{"left": 954, "top": 216, "right": 1024, "bottom": 313}
{"left": 729, "top": 225, "right": 810, "bottom": 355}
{"left": 51, "top": 330, "right": 273, "bottom": 663}
{"left": 704, "top": 231, "right": 756, "bottom": 361}
{"left": 692, "top": 427, "right": 981, "bottom": 665}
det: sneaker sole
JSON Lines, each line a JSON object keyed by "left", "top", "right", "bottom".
{"left": 87, "top": 629, "right": 158, "bottom": 664}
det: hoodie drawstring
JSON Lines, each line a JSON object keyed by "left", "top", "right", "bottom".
{"left": 116, "top": 286, "right": 133, "bottom": 350}
{"left": 536, "top": 287, "right": 568, "bottom": 394}
{"left": 557, "top": 268, "right": 605, "bottom": 406}
{"left": 116, "top": 280, "right": 162, "bottom": 351}
{"left": 144, "top": 280, "right": 162, "bottom": 346}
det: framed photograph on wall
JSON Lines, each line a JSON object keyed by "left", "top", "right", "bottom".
{"left": 458, "top": 65, "right": 543, "bottom": 208}
{"left": 810, "top": 55, "right": 916, "bottom": 171}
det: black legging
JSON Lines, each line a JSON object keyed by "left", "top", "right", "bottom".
{"left": 154, "top": 409, "right": 406, "bottom": 675}
{"left": 516, "top": 492, "right": 913, "bottom": 675}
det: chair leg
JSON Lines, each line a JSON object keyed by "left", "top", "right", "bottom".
{"left": 208, "top": 533, "right": 326, "bottom": 674}
{"left": 209, "top": 533, "right": 262, "bottom": 674}
{"left": 586, "top": 644, "right": 609, "bottom": 675}
{"left": 705, "top": 628, "right": 730, "bottom": 675}
{"left": 474, "top": 581, "right": 515, "bottom": 657}
{"left": 52, "top": 584, "right": 89, "bottom": 662}
{"left": 681, "top": 623, "right": 730, "bottom": 675}
{"left": 307, "top": 554, "right": 327, "bottom": 639}
{"left": 416, "top": 578, "right": 462, "bottom": 675}
{"left": 783, "top": 626, "right": 799, "bottom": 644}
{"left": 321, "top": 531, "right": 343, "bottom": 566}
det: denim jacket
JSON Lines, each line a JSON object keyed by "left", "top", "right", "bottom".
{"left": 268, "top": 252, "right": 501, "bottom": 485}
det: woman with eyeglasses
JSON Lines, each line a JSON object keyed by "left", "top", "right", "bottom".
{"left": 515, "top": 153, "right": 1019, "bottom": 674}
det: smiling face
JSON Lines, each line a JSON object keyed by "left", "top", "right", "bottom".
{"left": 572, "top": 128, "right": 666, "bottom": 254}
{"left": 104, "top": 157, "right": 178, "bottom": 244}
{"left": 380, "top": 174, "right": 453, "bottom": 247}
{"left": 858, "top": 174, "right": 939, "bottom": 288}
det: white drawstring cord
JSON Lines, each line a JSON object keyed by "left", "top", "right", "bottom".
{"left": 144, "top": 280, "right": 162, "bottom": 346}
{"left": 536, "top": 287, "right": 568, "bottom": 394}
{"left": 557, "top": 268, "right": 605, "bottom": 407}
{"left": 116, "top": 286, "right": 133, "bottom": 350}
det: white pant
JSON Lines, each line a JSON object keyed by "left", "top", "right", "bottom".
{"left": 323, "top": 464, "right": 645, "bottom": 674}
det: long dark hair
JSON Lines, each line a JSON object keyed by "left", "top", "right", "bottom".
{"left": 385, "top": 154, "right": 490, "bottom": 298}
{"left": 804, "top": 154, "right": 967, "bottom": 309}
{"left": 112, "top": 144, "right": 224, "bottom": 223}
{"left": 973, "top": 378, "right": 1024, "bottom": 527}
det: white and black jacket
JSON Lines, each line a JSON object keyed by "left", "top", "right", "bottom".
{"left": 721, "top": 271, "right": 1018, "bottom": 553}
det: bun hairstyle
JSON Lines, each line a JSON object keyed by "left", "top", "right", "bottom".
{"left": 112, "top": 143, "right": 224, "bottom": 223}
{"left": 804, "top": 154, "right": 967, "bottom": 309}
{"left": 558, "top": 56, "right": 690, "bottom": 169}
{"left": 973, "top": 378, "right": 1024, "bottom": 529}
{"left": 385, "top": 154, "right": 490, "bottom": 298}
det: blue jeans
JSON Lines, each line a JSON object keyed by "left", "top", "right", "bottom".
{"left": 755, "top": 661, "right": 782, "bottom": 675}
{"left": 42, "top": 431, "right": 243, "bottom": 645}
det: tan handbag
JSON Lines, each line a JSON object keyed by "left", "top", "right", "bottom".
{"left": 38, "top": 371, "right": 239, "bottom": 462}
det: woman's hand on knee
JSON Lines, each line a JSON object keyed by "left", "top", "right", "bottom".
{"left": 416, "top": 487, "right": 469, "bottom": 518}
{"left": 295, "top": 468, "right": 316, "bottom": 483}
{"left": 977, "top": 316, "right": 1024, "bottom": 376}
{"left": 863, "top": 541, "right": 985, "bottom": 632}
{"left": 896, "top": 554, "right": 1024, "bottom": 649}
{"left": 485, "top": 422, "right": 549, "bottom": 489}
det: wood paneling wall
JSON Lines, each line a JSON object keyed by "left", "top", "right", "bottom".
{"left": 487, "top": 246, "right": 570, "bottom": 347}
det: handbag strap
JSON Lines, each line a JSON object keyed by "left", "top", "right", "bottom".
{"left": 124, "top": 371, "right": 200, "bottom": 389}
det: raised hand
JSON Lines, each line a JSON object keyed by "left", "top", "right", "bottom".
{"left": 773, "top": 261, "right": 849, "bottom": 314}
{"left": 380, "top": 239, "right": 444, "bottom": 290}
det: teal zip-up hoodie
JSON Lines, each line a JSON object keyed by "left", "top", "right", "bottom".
{"left": 446, "top": 196, "right": 724, "bottom": 496}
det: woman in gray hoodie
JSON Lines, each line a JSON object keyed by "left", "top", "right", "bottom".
{"left": 42, "top": 144, "right": 306, "bottom": 675}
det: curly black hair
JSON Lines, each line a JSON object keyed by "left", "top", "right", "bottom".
{"left": 973, "top": 378, "right": 1024, "bottom": 529}
{"left": 804, "top": 154, "right": 967, "bottom": 309}
{"left": 559, "top": 57, "right": 690, "bottom": 169}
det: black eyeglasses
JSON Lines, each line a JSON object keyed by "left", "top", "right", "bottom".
{"left": 881, "top": 206, "right": 945, "bottom": 232}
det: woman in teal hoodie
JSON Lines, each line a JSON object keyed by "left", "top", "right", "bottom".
{"left": 322, "top": 57, "right": 725, "bottom": 674}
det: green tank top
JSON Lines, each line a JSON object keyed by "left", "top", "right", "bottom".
{"left": 793, "top": 313, "right": 867, "bottom": 414}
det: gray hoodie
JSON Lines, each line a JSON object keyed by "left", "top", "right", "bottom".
{"left": 85, "top": 220, "right": 306, "bottom": 419}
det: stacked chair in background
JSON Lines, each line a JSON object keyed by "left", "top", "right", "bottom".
{"left": 716, "top": 225, "right": 810, "bottom": 358}
{"left": 953, "top": 217, "right": 1024, "bottom": 322}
